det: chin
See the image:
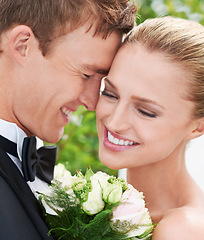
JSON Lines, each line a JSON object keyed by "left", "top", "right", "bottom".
{"left": 50, "top": 134, "right": 63, "bottom": 143}
{"left": 99, "top": 153, "right": 123, "bottom": 170}
{"left": 101, "top": 162, "right": 120, "bottom": 170}
{"left": 41, "top": 130, "right": 64, "bottom": 144}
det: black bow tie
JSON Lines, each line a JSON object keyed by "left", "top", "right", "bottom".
{"left": 0, "top": 135, "right": 57, "bottom": 184}
{"left": 22, "top": 136, "right": 57, "bottom": 184}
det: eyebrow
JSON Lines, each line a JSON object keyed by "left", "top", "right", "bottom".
{"left": 104, "top": 77, "right": 116, "bottom": 89}
{"left": 105, "top": 77, "right": 164, "bottom": 110}
{"left": 131, "top": 96, "right": 165, "bottom": 110}
{"left": 81, "top": 64, "right": 109, "bottom": 75}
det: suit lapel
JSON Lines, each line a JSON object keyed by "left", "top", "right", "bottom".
{"left": 0, "top": 146, "right": 41, "bottom": 213}
{"left": 0, "top": 146, "right": 54, "bottom": 240}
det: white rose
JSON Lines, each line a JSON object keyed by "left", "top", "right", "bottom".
{"left": 53, "top": 164, "right": 72, "bottom": 186}
{"left": 103, "top": 181, "right": 123, "bottom": 204}
{"left": 90, "top": 171, "right": 110, "bottom": 189}
{"left": 90, "top": 172, "right": 125, "bottom": 204}
{"left": 82, "top": 177, "right": 105, "bottom": 215}
{"left": 54, "top": 163, "right": 68, "bottom": 179}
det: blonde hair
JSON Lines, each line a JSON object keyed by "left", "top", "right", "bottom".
{"left": 126, "top": 16, "right": 204, "bottom": 118}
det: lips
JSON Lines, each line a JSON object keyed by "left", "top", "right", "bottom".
{"left": 103, "top": 127, "right": 138, "bottom": 152}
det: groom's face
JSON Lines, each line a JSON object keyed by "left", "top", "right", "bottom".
{"left": 10, "top": 22, "right": 121, "bottom": 143}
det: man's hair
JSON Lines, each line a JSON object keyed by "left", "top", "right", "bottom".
{"left": 0, "top": 0, "right": 137, "bottom": 55}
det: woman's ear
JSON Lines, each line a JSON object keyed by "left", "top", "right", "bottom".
{"left": 187, "top": 118, "right": 204, "bottom": 140}
{"left": 8, "top": 25, "right": 34, "bottom": 64}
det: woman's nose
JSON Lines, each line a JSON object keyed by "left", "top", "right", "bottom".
{"left": 107, "top": 104, "right": 131, "bottom": 133}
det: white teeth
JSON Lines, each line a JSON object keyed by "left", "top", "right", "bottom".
{"left": 119, "top": 139, "right": 124, "bottom": 145}
{"left": 108, "top": 131, "right": 114, "bottom": 142}
{"left": 113, "top": 138, "right": 119, "bottom": 145}
{"left": 61, "top": 107, "right": 72, "bottom": 120}
{"left": 107, "top": 131, "right": 136, "bottom": 146}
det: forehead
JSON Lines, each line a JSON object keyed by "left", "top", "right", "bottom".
{"left": 49, "top": 22, "right": 122, "bottom": 72}
{"left": 108, "top": 43, "right": 191, "bottom": 101}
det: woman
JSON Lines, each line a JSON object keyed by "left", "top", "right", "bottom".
{"left": 96, "top": 16, "right": 204, "bottom": 239}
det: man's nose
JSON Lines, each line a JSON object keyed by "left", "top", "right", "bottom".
{"left": 78, "top": 78, "right": 101, "bottom": 111}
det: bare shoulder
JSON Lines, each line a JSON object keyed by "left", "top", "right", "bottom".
{"left": 152, "top": 207, "right": 204, "bottom": 240}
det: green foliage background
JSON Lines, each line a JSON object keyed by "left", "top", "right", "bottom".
{"left": 55, "top": 0, "right": 204, "bottom": 176}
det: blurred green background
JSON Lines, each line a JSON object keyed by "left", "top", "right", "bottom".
{"left": 54, "top": 0, "right": 204, "bottom": 176}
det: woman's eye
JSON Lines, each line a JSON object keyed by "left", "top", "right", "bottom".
{"left": 101, "top": 90, "right": 118, "bottom": 99}
{"left": 138, "top": 109, "right": 157, "bottom": 118}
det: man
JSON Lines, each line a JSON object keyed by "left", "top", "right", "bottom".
{"left": 0, "top": 0, "right": 137, "bottom": 239}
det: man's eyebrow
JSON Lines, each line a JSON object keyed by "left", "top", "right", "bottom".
{"left": 81, "top": 64, "right": 109, "bottom": 75}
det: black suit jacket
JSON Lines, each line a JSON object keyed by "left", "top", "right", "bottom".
{"left": 0, "top": 146, "right": 54, "bottom": 240}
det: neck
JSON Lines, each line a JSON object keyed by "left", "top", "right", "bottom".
{"left": 0, "top": 65, "right": 31, "bottom": 137}
{"left": 127, "top": 143, "right": 190, "bottom": 222}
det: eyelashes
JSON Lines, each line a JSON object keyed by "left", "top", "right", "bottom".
{"left": 101, "top": 89, "right": 157, "bottom": 119}
{"left": 101, "top": 90, "right": 118, "bottom": 99}
{"left": 137, "top": 109, "right": 157, "bottom": 118}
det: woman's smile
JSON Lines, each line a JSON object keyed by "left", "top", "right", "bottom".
{"left": 103, "top": 127, "right": 139, "bottom": 152}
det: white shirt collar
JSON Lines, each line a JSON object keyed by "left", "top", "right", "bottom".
{"left": 0, "top": 119, "right": 49, "bottom": 195}
{"left": 0, "top": 118, "right": 27, "bottom": 162}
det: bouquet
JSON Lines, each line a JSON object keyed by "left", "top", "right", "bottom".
{"left": 39, "top": 164, "right": 154, "bottom": 240}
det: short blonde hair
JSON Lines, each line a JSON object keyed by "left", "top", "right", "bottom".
{"left": 126, "top": 16, "right": 204, "bottom": 118}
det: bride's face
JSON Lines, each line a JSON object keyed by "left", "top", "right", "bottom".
{"left": 96, "top": 44, "right": 197, "bottom": 170}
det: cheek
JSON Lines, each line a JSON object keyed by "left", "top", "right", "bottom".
{"left": 96, "top": 97, "right": 115, "bottom": 115}
{"left": 96, "top": 99, "right": 114, "bottom": 133}
{"left": 141, "top": 124, "right": 188, "bottom": 158}
{"left": 142, "top": 126, "right": 177, "bottom": 150}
